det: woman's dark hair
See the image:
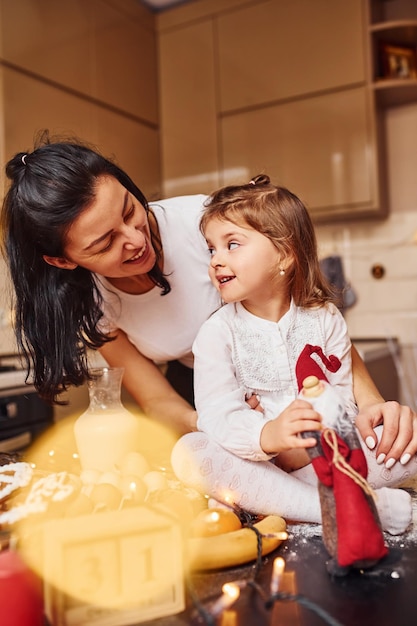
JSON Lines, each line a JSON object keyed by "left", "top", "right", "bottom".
{"left": 202, "top": 174, "right": 336, "bottom": 308}
{"left": 0, "top": 131, "right": 170, "bottom": 404}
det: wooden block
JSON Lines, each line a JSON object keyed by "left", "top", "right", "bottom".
{"left": 40, "top": 506, "right": 185, "bottom": 626}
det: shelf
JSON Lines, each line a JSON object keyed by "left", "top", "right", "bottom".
{"left": 370, "top": 19, "right": 417, "bottom": 47}
{"left": 369, "top": 17, "right": 417, "bottom": 96}
{"left": 372, "top": 77, "right": 417, "bottom": 107}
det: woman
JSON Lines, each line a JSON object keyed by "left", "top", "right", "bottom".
{"left": 1, "top": 133, "right": 416, "bottom": 468}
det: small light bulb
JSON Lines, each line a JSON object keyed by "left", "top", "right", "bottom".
{"left": 210, "top": 582, "right": 241, "bottom": 616}
{"left": 270, "top": 557, "right": 285, "bottom": 595}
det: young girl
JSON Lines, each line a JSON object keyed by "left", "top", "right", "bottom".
{"left": 171, "top": 175, "right": 415, "bottom": 534}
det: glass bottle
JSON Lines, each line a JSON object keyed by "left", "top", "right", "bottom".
{"left": 74, "top": 367, "right": 141, "bottom": 473}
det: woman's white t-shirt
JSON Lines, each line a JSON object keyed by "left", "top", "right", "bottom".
{"left": 96, "top": 194, "right": 221, "bottom": 368}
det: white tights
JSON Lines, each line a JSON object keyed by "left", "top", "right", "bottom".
{"left": 171, "top": 426, "right": 417, "bottom": 535}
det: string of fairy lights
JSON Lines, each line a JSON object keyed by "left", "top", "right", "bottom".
{"left": 186, "top": 504, "right": 345, "bottom": 626}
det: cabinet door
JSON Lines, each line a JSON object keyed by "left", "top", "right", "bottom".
{"left": 1, "top": 67, "right": 160, "bottom": 203}
{"left": 217, "top": 0, "right": 366, "bottom": 112}
{"left": 0, "top": 0, "right": 158, "bottom": 125}
{"left": 0, "top": 0, "right": 92, "bottom": 96}
{"left": 158, "top": 19, "right": 219, "bottom": 197}
{"left": 2, "top": 67, "right": 97, "bottom": 158}
{"left": 221, "top": 86, "right": 380, "bottom": 221}
{"left": 93, "top": 0, "right": 158, "bottom": 124}
{"left": 96, "top": 109, "right": 161, "bottom": 201}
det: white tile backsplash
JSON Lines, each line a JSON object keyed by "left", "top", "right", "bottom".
{"left": 317, "top": 209, "right": 417, "bottom": 343}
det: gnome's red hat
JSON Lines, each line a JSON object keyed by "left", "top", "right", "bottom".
{"left": 295, "top": 345, "right": 341, "bottom": 391}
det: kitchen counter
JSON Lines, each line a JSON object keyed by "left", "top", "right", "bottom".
{"left": 352, "top": 338, "right": 398, "bottom": 363}
{"left": 130, "top": 520, "right": 417, "bottom": 626}
{"left": 11, "top": 447, "right": 415, "bottom": 626}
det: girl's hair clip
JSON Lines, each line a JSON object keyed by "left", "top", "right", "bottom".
{"left": 21, "top": 154, "right": 28, "bottom": 165}
{"left": 249, "top": 180, "right": 255, "bottom": 185}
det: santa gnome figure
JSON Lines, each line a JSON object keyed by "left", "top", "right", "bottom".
{"left": 296, "top": 344, "right": 389, "bottom": 575}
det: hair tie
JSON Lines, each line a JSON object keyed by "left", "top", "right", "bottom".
{"left": 21, "top": 154, "right": 27, "bottom": 165}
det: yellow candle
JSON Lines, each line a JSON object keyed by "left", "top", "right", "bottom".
{"left": 270, "top": 556, "right": 285, "bottom": 595}
{"left": 211, "top": 582, "right": 240, "bottom": 617}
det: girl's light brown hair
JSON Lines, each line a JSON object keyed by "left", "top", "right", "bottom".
{"left": 201, "top": 174, "right": 337, "bottom": 308}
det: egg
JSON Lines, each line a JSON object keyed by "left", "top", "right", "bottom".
{"left": 119, "top": 474, "right": 147, "bottom": 504}
{"left": 64, "top": 492, "right": 94, "bottom": 517}
{"left": 118, "top": 452, "right": 150, "bottom": 478}
{"left": 80, "top": 468, "right": 101, "bottom": 486}
{"left": 98, "top": 471, "right": 121, "bottom": 490}
{"left": 190, "top": 507, "right": 242, "bottom": 537}
{"left": 143, "top": 471, "right": 169, "bottom": 493}
{"left": 90, "top": 483, "right": 122, "bottom": 511}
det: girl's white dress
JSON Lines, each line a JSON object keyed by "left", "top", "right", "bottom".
{"left": 193, "top": 300, "right": 356, "bottom": 461}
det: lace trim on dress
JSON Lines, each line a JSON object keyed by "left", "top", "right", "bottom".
{"left": 230, "top": 307, "right": 327, "bottom": 392}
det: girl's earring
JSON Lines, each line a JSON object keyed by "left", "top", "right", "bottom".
{"left": 279, "top": 268, "right": 285, "bottom": 276}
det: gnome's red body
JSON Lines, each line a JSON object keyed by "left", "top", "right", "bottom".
{"left": 296, "top": 345, "right": 388, "bottom": 573}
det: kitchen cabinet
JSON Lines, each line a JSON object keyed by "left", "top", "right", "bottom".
{"left": 0, "top": 0, "right": 157, "bottom": 125}
{"left": 157, "top": 0, "right": 384, "bottom": 222}
{"left": 364, "top": 0, "right": 417, "bottom": 222}
{"left": 221, "top": 87, "right": 379, "bottom": 221}
{"left": 0, "top": 0, "right": 161, "bottom": 199}
{"left": 158, "top": 18, "right": 219, "bottom": 197}
{"left": 217, "top": 0, "right": 365, "bottom": 112}
{"left": 368, "top": 0, "right": 417, "bottom": 108}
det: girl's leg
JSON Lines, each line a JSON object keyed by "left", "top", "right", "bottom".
{"left": 290, "top": 425, "right": 415, "bottom": 536}
{"left": 291, "top": 464, "right": 412, "bottom": 536}
{"left": 171, "top": 432, "right": 413, "bottom": 535}
{"left": 171, "top": 432, "right": 322, "bottom": 523}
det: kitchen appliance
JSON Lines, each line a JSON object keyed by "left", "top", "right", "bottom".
{"left": 0, "top": 356, "right": 53, "bottom": 453}
{"left": 352, "top": 338, "right": 400, "bottom": 402}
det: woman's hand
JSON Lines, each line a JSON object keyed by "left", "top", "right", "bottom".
{"left": 355, "top": 401, "right": 417, "bottom": 468}
{"left": 245, "top": 392, "right": 264, "bottom": 413}
{"left": 260, "top": 399, "right": 322, "bottom": 456}
{"left": 351, "top": 344, "right": 417, "bottom": 467}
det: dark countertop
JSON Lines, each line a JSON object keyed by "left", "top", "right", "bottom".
{"left": 138, "top": 522, "right": 417, "bottom": 626}
{"left": 5, "top": 447, "right": 413, "bottom": 626}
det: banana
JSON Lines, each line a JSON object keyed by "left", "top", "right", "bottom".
{"left": 187, "top": 514, "right": 287, "bottom": 570}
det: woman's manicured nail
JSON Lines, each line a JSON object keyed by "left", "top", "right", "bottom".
{"left": 376, "top": 453, "right": 386, "bottom": 464}
{"left": 385, "top": 458, "right": 396, "bottom": 470}
{"left": 400, "top": 453, "right": 411, "bottom": 466}
{"left": 365, "top": 436, "right": 376, "bottom": 450}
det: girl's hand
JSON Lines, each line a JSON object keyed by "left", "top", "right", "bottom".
{"left": 260, "top": 399, "right": 322, "bottom": 456}
{"left": 355, "top": 401, "right": 417, "bottom": 468}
